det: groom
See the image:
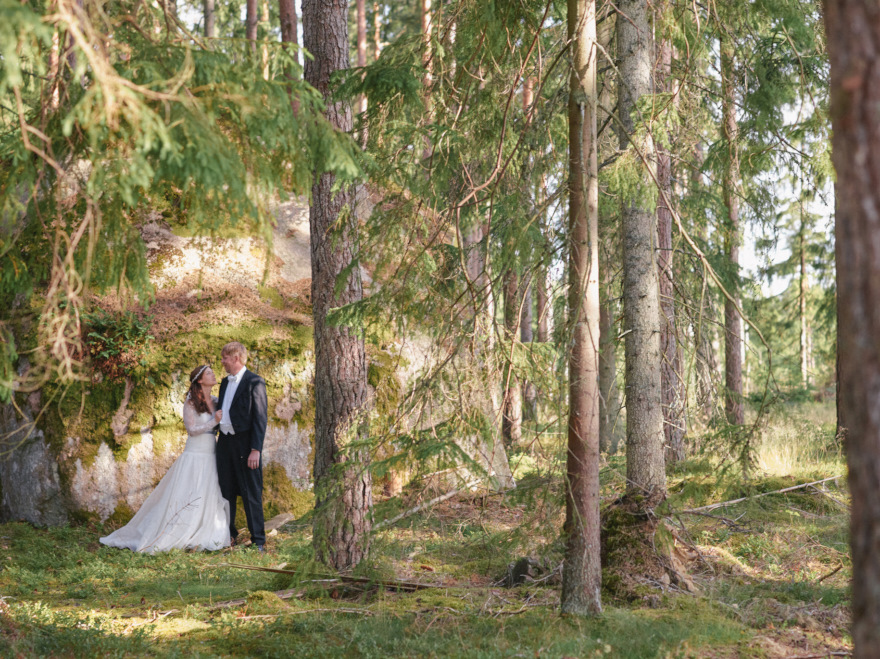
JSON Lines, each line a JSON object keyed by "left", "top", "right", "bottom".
{"left": 216, "top": 341, "right": 268, "bottom": 551}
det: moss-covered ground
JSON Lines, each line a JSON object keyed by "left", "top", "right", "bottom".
{"left": 0, "top": 401, "right": 851, "bottom": 657}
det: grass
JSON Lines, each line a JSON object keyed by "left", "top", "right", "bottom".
{"left": 0, "top": 401, "right": 852, "bottom": 657}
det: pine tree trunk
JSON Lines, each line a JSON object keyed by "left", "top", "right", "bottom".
{"left": 279, "top": 0, "right": 298, "bottom": 50}
{"left": 204, "top": 0, "right": 215, "bottom": 38}
{"left": 599, "top": 264, "right": 620, "bottom": 454}
{"left": 536, "top": 266, "right": 550, "bottom": 343}
{"left": 261, "top": 0, "right": 271, "bottom": 78}
{"left": 655, "top": 29, "right": 686, "bottom": 464}
{"left": 373, "top": 2, "right": 382, "bottom": 60}
{"left": 721, "top": 34, "right": 744, "bottom": 425}
{"left": 303, "top": 0, "right": 372, "bottom": 571}
{"left": 246, "top": 0, "right": 258, "bottom": 51}
{"left": 279, "top": 0, "right": 299, "bottom": 114}
{"left": 617, "top": 0, "right": 666, "bottom": 503}
{"left": 826, "top": 5, "right": 880, "bottom": 653}
{"left": 521, "top": 277, "right": 537, "bottom": 423}
{"left": 356, "top": 0, "right": 368, "bottom": 117}
{"left": 799, "top": 217, "right": 809, "bottom": 387}
{"left": 502, "top": 267, "right": 522, "bottom": 447}
{"left": 561, "top": 0, "right": 602, "bottom": 616}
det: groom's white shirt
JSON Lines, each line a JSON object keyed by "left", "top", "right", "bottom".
{"left": 220, "top": 366, "right": 247, "bottom": 435}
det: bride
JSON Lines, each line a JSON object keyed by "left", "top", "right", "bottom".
{"left": 100, "top": 365, "right": 231, "bottom": 553}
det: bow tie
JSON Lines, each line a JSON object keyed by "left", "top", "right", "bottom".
{"left": 227, "top": 374, "right": 238, "bottom": 384}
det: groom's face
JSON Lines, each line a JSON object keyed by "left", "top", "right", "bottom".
{"left": 221, "top": 352, "right": 242, "bottom": 375}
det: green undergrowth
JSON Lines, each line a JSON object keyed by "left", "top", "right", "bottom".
{"left": 0, "top": 401, "right": 851, "bottom": 657}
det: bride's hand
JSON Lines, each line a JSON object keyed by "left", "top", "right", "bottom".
{"left": 215, "top": 410, "right": 223, "bottom": 423}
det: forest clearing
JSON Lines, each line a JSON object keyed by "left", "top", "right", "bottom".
{"left": 2, "top": 0, "right": 879, "bottom": 657}
{"left": 0, "top": 401, "right": 851, "bottom": 657}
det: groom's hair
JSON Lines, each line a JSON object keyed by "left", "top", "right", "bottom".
{"left": 222, "top": 341, "right": 248, "bottom": 364}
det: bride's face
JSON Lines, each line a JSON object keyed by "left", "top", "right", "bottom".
{"left": 200, "top": 367, "right": 218, "bottom": 387}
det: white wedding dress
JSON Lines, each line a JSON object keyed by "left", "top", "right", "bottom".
{"left": 100, "top": 400, "right": 231, "bottom": 553}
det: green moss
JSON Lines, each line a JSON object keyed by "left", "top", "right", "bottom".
{"left": 263, "top": 463, "right": 314, "bottom": 519}
{"left": 258, "top": 285, "right": 285, "bottom": 310}
{"left": 245, "top": 590, "right": 289, "bottom": 615}
{"left": 107, "top": 501, "right": 135, "bottom": 527}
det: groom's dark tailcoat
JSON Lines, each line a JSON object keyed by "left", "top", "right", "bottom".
{"left": 217, "top": 369, "right": 268, "bottom": 546}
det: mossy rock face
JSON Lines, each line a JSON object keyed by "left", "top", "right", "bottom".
{"left": 17, "top": 318, "right": 316, "bottom": 524}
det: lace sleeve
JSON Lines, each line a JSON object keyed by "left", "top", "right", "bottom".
{"left": 183, "top": 401, "right": 218, "bottom": 436}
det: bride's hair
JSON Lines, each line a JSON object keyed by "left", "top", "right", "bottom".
{"left": 187, "top": 365, "right": 211, "bottom": 415}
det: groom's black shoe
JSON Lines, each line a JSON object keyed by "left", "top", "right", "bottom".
{"left": 255, "top": 545, "right": 265, "bottom": 553}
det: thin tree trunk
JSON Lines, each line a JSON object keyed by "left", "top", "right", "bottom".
{"left": 502, "top": 267, "right": 522, "bottom": 447}
{"left": 826, "top": 3, "right": 880, "bottom": 653}
{"left": 246, "top": 0, "right": 259, "bottom": 51}
{"left": 261, "top": 0, "right": 271, "bottom": 78}
{"left": 421, "top": 0, "right": 433, "bottom": 159}
{"left": 655, "top": 24, "right": 685, "bottom": 464}
{"left": 561, "top": 0, "right": 602, "bottom": 617}
{"left": 536, "top": 265, "right": 550, "bottom": 343}
{"left": 279, "top": 0, "right": 300, "bottom": 114}
{"left": 617, "top": 0, "right": 666, "bottom": 504}
{"left": 204, "top": 0, "right": 215, "bottom": 38}
{"left": 599, "top": 261, "right": 620, "bottom": 454}
{"left": 373, "top": 2, "right": 382, "bottom": 61}
{"left": 721, "top": 33, "right": 744, "bottom": 425}
{"left": 521, "top": 277, "right": 537, "bottom": 422}
{"left": 521, "top": 78, "right": 537, "bottom": 424}
{"left": 799, "top": 207, "right": 810, "bottom": 387}
{"left": 357, "top": 0, "right": 368, "bottom": 108}
{"left": 303, "top": 0, "right": 372, "bottom": 571}
{"left": 690, "top": 142, "right": 717, "bottom": 421}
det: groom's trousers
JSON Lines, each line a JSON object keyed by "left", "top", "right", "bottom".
{"left": 216, "top": 430, "right": 266, "bottom": 547}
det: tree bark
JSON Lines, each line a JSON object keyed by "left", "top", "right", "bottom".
{"left": 561, "top": 0, "right": 602, "bottom": 617}
{"left": 721, "top": 33, "right": 744, "bottom": 425}
{"left": 502, "top": 267, "right": 522, "bottom": 446}
{"left": 598, "top": 260, "right": 620, "bottom": 454}
{"left": 261, "top": 0, "right": 271, "bottom": 78}
{"left": 373, "top": 2, "right": 382, "bottom": 60}
{"left": 655, "top": 22, "right": 686, "bottom": 464}
{"left": 356, "top": 0, "right": 368, "bottom": 117}
{"left": 521, "top": 276, "right": 537, "bottom": 423}
{"left": 204, "top": 0, "right": 215, "bottom": 38}
{"left": 246, "top": 0, "right": 259, "bottom": 51}
{"left": 617, "top": 0, "right": 666, "bottom": 503}
{"left": 799, "top": 207, "right": 810, "bottom": 387}
{"left": 536, "top": 265, "right": 550, "bottom": 343}
{"left": 826, "top": 3, "right": 880, "bottom": 654}
{"left": 279, "top": 0, "right": 300, "bottom": 114}
{"left": 303, "top": 0, "right": 372, "bottom": 570}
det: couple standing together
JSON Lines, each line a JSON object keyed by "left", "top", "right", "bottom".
{"left": 101, "top": 342, "right": 268, "bottom": 554}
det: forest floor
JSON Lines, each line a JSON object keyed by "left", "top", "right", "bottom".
{"left": 0, "top": 401, "right": 852, "bottom": 658}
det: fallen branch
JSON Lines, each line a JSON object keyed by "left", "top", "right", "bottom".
{"left": 672, "top": 476, "right": 845, "bottom": 515}
{"left": 212, "top": 563, "right": 439, "bottom": 591}
{"left": 373, "top": 479, "right": 482, "bottom": 531}
{"left": 208, "top": 588, "right": 302, "bottom": 611}
{"left": 235, "top": 607, "right": 372, "bottom": 620}
{"left": 816, "top": 564, "right": 844, "bottom": 584}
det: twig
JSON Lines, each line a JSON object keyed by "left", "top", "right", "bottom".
{"left": 672, "top": 476, "right": 844, "bottom": 514}
{"left": 235, "top": 608, "right": 372, "bottom": 620}
{"left": 816, "top": 564, "right": 844, "bottom": 584}
{"left": 373, "top": 479, "right": 482, "bottom": 530}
